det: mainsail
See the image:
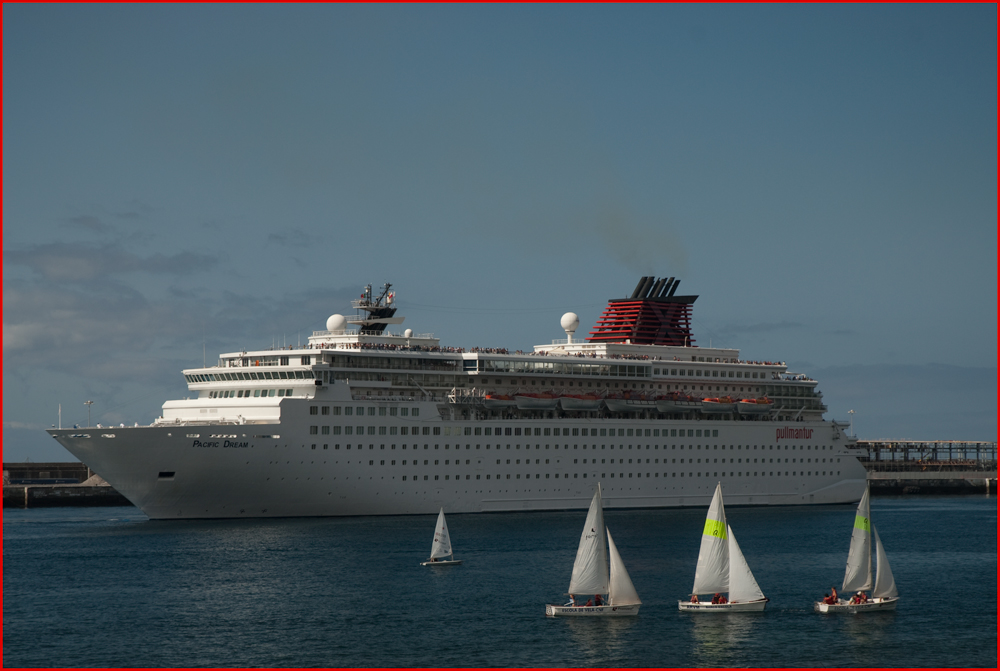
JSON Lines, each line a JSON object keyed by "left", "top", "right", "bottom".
{"left": 726, "top": 525, "right": 765, "bottom": 603}
{"left": 872, "top": 526, "right": 898, "bottom": 599}
{"left": 691, "top": 483, "right": 729, "bottom": 595}
{"left": 568, "top": 484, "right": 609, "bottom": 595}
{"left": 429, "top": 508, "right": 453, "bottom": 559}
{"left": 607, "top": 529, "right": 641, "bottom": 606}
{"left": 841, "top": 486, "right": 873, "bottom": 593}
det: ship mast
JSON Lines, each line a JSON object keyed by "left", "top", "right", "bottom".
{"left": 348, "top": 282, "right": 404, "bottom": 335}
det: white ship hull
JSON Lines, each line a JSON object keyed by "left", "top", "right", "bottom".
{"left": 49, "top": 408, "right": 868, "bottom": 520}
{"left": 814, "top": 597, "right": 898, "bottom": 613}
{"left": 678, "top": 598, "right": 767, "bottom": 612}
{"left": 546, "top": 604, "right": 640, "bottom": 617}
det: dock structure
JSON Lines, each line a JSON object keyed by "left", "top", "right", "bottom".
{"left": 3, "top": 462, "right": 132, "bottom": 508}
{"left": 851, "top": 441, "right": 997, "bottom": 495}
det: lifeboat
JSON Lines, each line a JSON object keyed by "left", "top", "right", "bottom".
{"left": 558, "top": 394, "right": 602, "bottom": 411}
{"left": 736, "top": 397, "right": 774, "bottom": 414}
{"left": 515, "top": 393, "right": 559, "bottom": 410}
{"left": 701, "top": 396, "right": 736, "bottom": 413}
{"left": 656, "top": 392, "right": 703, "bottom": 413}
{"left": 483, "top": 393, "right": 516, "bottom": 409}
{"left": 604, "top": 393, "right": 657, "bottom": 413}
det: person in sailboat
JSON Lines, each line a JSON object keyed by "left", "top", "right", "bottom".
{"left": 594, "top": 594, "right": 603, "bottom": 606}
{"left": 689, "top": 594, "right": 699, "bottom": 604}
{"left": 565, "top": 594, "right": 576, "bottom": 607}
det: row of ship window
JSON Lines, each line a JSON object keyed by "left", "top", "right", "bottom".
{"left": 309, "top": 406, "right": 420, "bottom": 417}
{"left": 305, "top": 443, "right": 838, "bottom": 454}
{"left": 210, "top": 389, "right": 294, "bottom": 398}
{"left": 652, "top": 368, "right": 769, "bottom": 379}
{"left": 303, "top": 453, "right": 839, "bottom": 466}
{"left": 188, "top": 369, "right": 314, "bottom": 382}
{"left": 307, "top": 421, "right": 721, "bottom": 439}
{"left": 367, "top": 471, "right": 839, "bottom": 480}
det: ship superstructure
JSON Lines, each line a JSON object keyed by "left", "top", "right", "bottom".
{"left": 49, "top": 278, "right": 866, "bottom": 519}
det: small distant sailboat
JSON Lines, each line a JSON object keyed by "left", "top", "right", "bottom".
{"left": 420, "top": 508, "right": 462, "bottom": 566}
{"left": 814, "top": 484, "right": 898, "bottom": 612}
{"left": 545, "top": 483, "right": 641, "bottom": 617}
{"left": 678, "top": 483, "right": 767, "bottom": 612}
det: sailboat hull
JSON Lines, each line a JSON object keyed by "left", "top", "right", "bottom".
{"left": 814, "top": 597, "right": 898, "bottom": 613}
{"left": 678, "top": 598, "right": 767, "bottom": 612}
{"left": 420, "top": 559, "right": 462, "bottom": 566}
{"left": 545, "top": 604, "right": 640, "bottom": 617}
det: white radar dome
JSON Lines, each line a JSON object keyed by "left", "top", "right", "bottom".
{"left": 561, "top": 312, "right": 580, "bottom": 343}
{"left": 404, "top": 328, "right": 413, "bottom": 338}
{"left": 326, "top": 314, "right": 347, "bottom": 333}
{"left": 560, "top": 312, "right": 580, "bottom": 332}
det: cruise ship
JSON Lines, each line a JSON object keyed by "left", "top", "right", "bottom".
{"left": 48, "top": 277, "right": 867, "bottom": 519}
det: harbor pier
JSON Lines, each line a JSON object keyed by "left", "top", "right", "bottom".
{"left": 851, "top": 441, "right": 997, "bottom": 495}
{"left": 3, "top": 462, "right": 132, "bottom": 508}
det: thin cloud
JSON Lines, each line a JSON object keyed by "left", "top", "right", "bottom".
{"left": 63, "top": 215, "right": 113, "bottom": 233}
{"left": 738, "top": 321, "right": 804, "bottom": 333}
{"left": 4, "top": 243, "right": 216, "bottom": 282}
{"left": 268, "top": 229, "right": 314, "bottom": 247}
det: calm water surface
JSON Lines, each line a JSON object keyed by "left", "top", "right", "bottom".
{"left": 3, "top": 495, "right": 996, "bottom": 667}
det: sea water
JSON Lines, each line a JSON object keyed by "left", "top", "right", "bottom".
{"left": 3, "top": 495, "right": 996, "bottom": 667}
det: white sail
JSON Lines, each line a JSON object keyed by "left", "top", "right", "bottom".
{"left": 691, "top": 483, "right": 729, "bottom": 595}
{"left": 606, "top": 528, "right": 641, "bottom": 606}
{"left": 872, "top": 526, "right": 898, "bottom": 599}
{"left": 429, "top": 508, "right": 453, "bottom": 559}
{"left": 841, "top": 485, "right": 873, "bottom": 593}
{"left": 726, "top": 524, "right": 765, "bottom": 603}
{"left": 568, "top": 484, "right": 609, "bottom": 595}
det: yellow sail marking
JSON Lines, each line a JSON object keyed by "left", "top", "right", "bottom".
{"left": 703, "top": 518, "right": 727, "bottom": 539}
{"left": 854, "top": 515, "right": 870, "bottom": 532}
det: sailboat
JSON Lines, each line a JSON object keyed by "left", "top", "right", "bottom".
{"left": 545, "top": 483, "right": 642, "bottom": 617}
{"left": 420, "top": 508, "right": 462, "bottom": 566}
{"left": 678, "top": 483, "right": 768, "bottom": 612}
{"left": 814, "top": 484, "right": 898, "bottom": 612}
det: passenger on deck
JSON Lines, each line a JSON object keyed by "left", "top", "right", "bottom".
{"left": 594, "top": 594, "right": 603, "bottom": 606}
{"left": 690, "top": 594, "right": 699, "bottom": 603}
{"left": 584, "top": 598, "right": 593, "bottom": 607}
{"left": 718, "top": 594, "right": 728, "bottom": 604}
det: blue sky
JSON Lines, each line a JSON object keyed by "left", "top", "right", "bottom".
{"left": 4, "top": 5, "right": 996, "bottom": 460}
